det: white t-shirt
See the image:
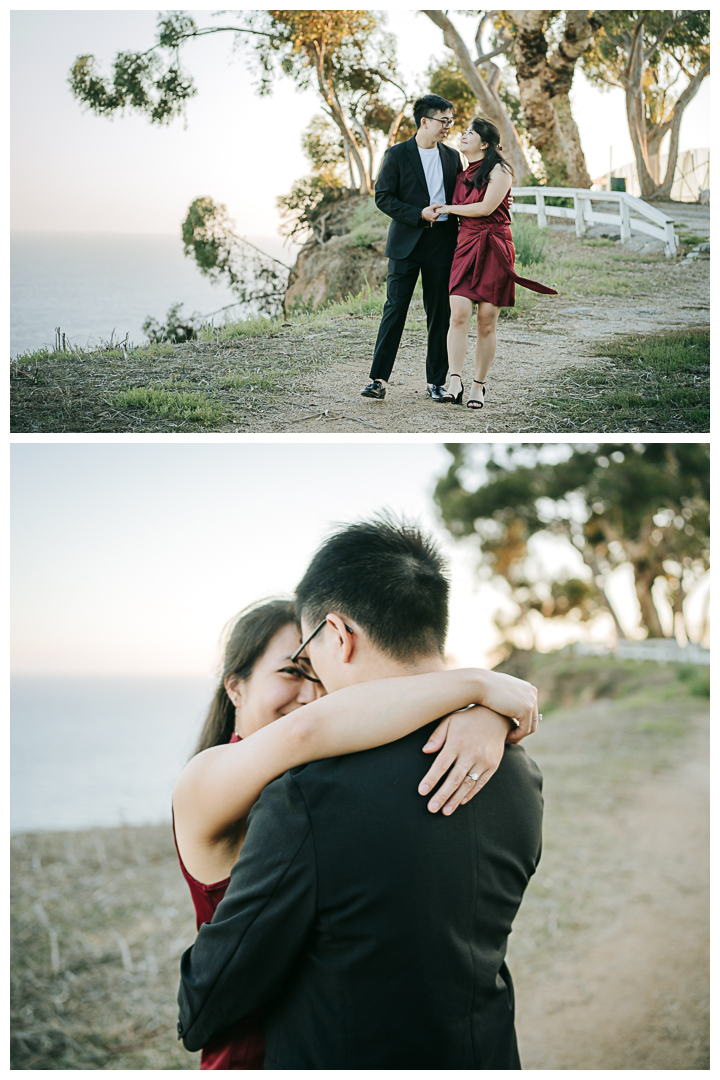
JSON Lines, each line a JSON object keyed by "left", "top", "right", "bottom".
{"left": 417, "top": 145, "right": 448, "bottom": 221}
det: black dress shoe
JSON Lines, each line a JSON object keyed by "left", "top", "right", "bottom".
{"left": 427, "top": 383, "right": 449, "bottom": 402}
{"left": 361, "top": 380, "right": 386, "bottom": 399}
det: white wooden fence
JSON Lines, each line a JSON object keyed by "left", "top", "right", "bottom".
{"left": 511, "top": 186, "right": 678, "bottom": 257}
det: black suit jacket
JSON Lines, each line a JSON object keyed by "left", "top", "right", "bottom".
{"left": 375, "top": 136, "right": 463, "bottom": 259}
{"left": 178, "top": 722, "right": 543, "bottom": 1069}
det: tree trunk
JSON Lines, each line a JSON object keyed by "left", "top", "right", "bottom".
{"left": 353, "top": 119, "right": 375, "bottom": 186}
{"left": 513, "top": 10, "right": 599, "bottom": 187}
{"left": 634, "top": 568, "right": 666, "bottom": 637}
{"left": 618, "top": 14, "right": 709, "bottom": 201}
{"left": 311, "top": 41, "right": 372, "bottom": 194}
{"left": 584, "top": 552, "right": 627, "bottom": 639}
{"left": 422, "top": 9, "right": 532, "bottom": 184}
{"left": 553, "top": 94, "right": 593, "bottom": 186}
{"left": 513, "top": 11, "right": 567, "bottom": 181}
{"left": 653, "top": 63, "right": 709, "bottom": 199}
{"left": 386, "top": 105, "right": 407, "bottom": 149}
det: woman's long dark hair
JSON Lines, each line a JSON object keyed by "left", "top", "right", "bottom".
{"left": 468, "top": 117, "right": 514, "bottom": 190}
{"left": 193, "top": 598, "right": 297, "bottom": 755}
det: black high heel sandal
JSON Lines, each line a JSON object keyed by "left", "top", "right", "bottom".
{"left": 443, "top": 375, "right": 464, "bottom": 404}
{"left": 467, "top": 380, "right": 486, "bottom": 409}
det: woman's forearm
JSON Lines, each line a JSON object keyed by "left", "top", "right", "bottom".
{"left": 447, "top": 203, "right": 488, "bottom": 218}
{"left": 174, "top": 669, "right": 489, "bottom": 840}
{"left": 174, "top": 666, "right": 534, "bottom": 842}
{"left": 292, "top": 668, "right": 489, "bottom": 760}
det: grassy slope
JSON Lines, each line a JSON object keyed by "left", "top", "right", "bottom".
{"left": 10, "top": 229, "right": 708, "bottom": 433}
{"left": 11, "top": 654, "right": 708, "bottom": 1069}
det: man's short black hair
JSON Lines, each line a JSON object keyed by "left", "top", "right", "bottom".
{"left": 413, "top": 94, "right": 455, "bottom": 130}
{"left": 295, "top": 514, "right": 449, "bottom": 663}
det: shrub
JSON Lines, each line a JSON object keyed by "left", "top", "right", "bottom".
{"left": 348, "top": 201, "right": 388, "bottom": 248}
{"left": 512, "top": 215, "right": 547, "bottom": 266}
{"left": 142, "top": 303, "right": 201, "bottom": 344}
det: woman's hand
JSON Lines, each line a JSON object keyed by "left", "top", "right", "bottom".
{"left": 430, "top": 202, "right": 449, "bottom": 215}
{"left": 417, "top": 705, "right": 510, "bottom": 815}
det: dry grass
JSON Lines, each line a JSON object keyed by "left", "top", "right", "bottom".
{"left": 11, "top": 825, "right": 200, "bottom": 1070}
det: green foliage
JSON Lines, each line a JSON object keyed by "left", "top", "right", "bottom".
{"left": 112, "top": 386, "right": 222, "bottom": 424}
{"left": 68, "top": 13, "right": 198, "bottom": 123}
{"left": 582, "top": 10, "right": 710, "bottom": 99}
{"left": 348, "top": 200, "right": 388, "bottom": 248}
{"left": 277, "top": 175, "right": 345, "bottom": 240}
{"left": 301, "top": 114, "right": 346, "bottom": 180}
{"left": 511, "top": 215, "right": 547, "bottom": 266}
{"left": 182, "top": 196, "right": 240, "bottom": 290}
{"left": 427, "top": 56, "right": 478, "bottom": 134}
{"left": 182, "top": 196, "right": 288, "bottom": 317}
{"left": 677, "top": 664, "right": 710, "bottom": 697}
{"left": 142, "top": 302, "right": 200, "bottom": 344}
{"left": 435, "top": 443, "right": 710, "bottom": 644}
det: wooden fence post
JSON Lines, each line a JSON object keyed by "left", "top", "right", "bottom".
{"left": 619, "top": 196, "right": 631, "bottom": 244}
{"left": 536, "top": 192, "right": 547, "bottom": 229}
{"left": 574, "top": 194, "right": 587, "bottom": 238}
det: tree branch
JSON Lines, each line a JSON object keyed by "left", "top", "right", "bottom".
{"left": 643, "top": 12, "right": 694, "bottom": 64}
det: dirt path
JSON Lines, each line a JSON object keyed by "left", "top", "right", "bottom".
{"left": 511, "top": 708, "right": 709, "bottom": 1070}
{"left": 268, "top": 234, "right": 709, "bottom": 435}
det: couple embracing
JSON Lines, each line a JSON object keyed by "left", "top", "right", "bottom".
{"left": 176, "top": 516, "right": 543, "bottom": 1069}
{"left": 362, "top": 94, "right": 557, "bottom": 410}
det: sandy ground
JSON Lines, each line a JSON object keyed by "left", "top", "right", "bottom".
{"left": 511, "top": 707, "right": 709, "bottom": 1070}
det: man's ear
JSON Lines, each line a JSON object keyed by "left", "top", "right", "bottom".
{"left": 224, "top": 675, "right": 241, "bottom": 708}
{"left": 325, "top": 613, "right": 356, "bottom": 665}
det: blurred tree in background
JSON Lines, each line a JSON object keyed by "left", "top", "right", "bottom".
{"left": 581, "top": 10, "right": 710, "bottom": 200}
{"left": 435, "top": 443, "right": 709, "bottom": 650}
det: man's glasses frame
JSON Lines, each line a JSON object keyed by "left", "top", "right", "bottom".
{"left": 290, "top": 617, "right": 354, "bottom": 682}
{"left": 427, "top": 116, "right": 454, "bottom": 128}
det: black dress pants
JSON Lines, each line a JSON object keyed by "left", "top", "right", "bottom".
{"left": 370, "top": 224, "right": 456, "bottom": 386}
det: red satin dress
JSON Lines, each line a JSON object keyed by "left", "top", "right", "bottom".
{"left": 174, "top": 733, "right": 265, "bottom": 1070}
{"left": 449, "top": 160, "right": 558, "bottom": 307}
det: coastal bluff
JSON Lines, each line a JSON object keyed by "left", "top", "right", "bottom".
{"left": 284, "top": 193, "right": 389, "bottom": 313}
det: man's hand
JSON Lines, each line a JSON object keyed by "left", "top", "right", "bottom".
{"left": 467, "top": 669, "right": 538, "bottom": 743}
{"left": 508, "top": 192, "right": 515, "bottom": 208}
{"left": 429, "top": 202, "right": 449, "bottom": 216}
{"left": 421, "top": 205, "right": 440, "bottom": 222}
{"left": 417, "top": 705, "right": 510, "bottom": 815}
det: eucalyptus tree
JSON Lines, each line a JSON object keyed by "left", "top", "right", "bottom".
{"left": 422, "top": 10, "right": 607, "bottom": 187}
{"left": 435, "top": 443, "right": 709, "bottom": 647}
{"left": 422, "top": 9, "right": 533, "bottom": 183}
{"left": 69, "top": 9, "right": 408, "bottom": 196}
{"left": 581, "top": 10, "right": 710, "bottom": 199}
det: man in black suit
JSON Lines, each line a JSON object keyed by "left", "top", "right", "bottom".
{"left": 178, "top": 517, "right": 543, "bottom": 1068}
{"left": 361, "top": 94, "right": 464, "bottom": 402}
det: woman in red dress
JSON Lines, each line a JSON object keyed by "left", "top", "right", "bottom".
{"left": 431, "top": 118, "right": 557, "bottom": 409}
{"left": 173, "top": 598, "right": 539, "bottom": 1068}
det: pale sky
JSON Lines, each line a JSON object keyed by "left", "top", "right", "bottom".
{"left": 11, "top": 8, "right": 711, "bottom": 236}
{"left": 12, "top": 441, "right": 632, "bottom": 678}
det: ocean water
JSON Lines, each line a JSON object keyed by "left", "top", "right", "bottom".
{"left": 10, "top": 232, "right": 300, "bottom": 358}
{"left": 11, "top": 676, "right": 216, "bottom": 834}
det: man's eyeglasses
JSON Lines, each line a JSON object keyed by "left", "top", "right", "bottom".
{"left": 428, "top": 116, "right": 454, "bottom": 128}
{"left": 290, "top": 617, "right": 354, "bottom": 682}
